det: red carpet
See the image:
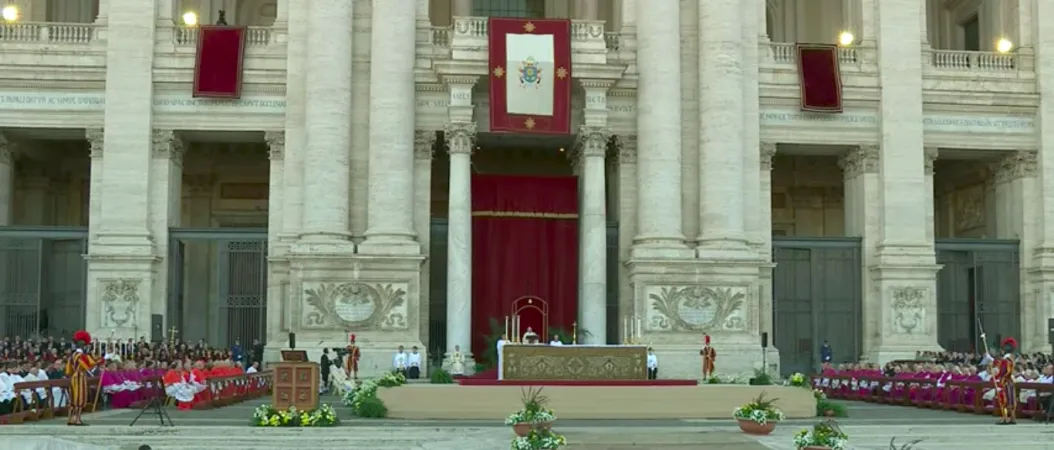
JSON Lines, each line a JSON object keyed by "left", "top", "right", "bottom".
{"left": 194, "top": 26, "right": 247, "bottom": 98}
{"left": 458, "top": 379, "right": 698, "bottom": 387}
{"left": 796, "top": 44, "right": 842, "bottom": 112}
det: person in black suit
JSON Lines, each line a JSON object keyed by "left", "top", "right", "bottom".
{"left": 320, "top": 348, "right": 332, "bottom": 392}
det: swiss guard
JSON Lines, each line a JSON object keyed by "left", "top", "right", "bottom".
{"left": 986, "top": 335, "right": 1018, "bottom": 425}
{"left": 65, "top": 330, "right": 101, "bottom": 426}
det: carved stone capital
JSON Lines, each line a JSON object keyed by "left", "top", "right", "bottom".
{"left": 924, "top": 147, "right": 939, "bottom": 176}
{"left": 993, "top": 150, "right": 1037, "bottom": 183}
{"left": 415, "top": 130, "right": 438, "bottom": 161}
{"left": 85, "top": 128, "right": 104, "bottom": 159}
{"left": 444, "top": 122, "right": 476, "bottom": 155}
{"left": 0, "top": 133, "right": 11, "bottom": 165}
{"left": 760, "top": 142, "right": 777, "bottom": 171}
{"left": 152, "top": 130, "right": 184, "bottom": 165}
{"left": 839, "top": 145, "right": 879, "bottom": 179}
{"left": 265, "top": 131, "right": 285, "bottom": 161}
{"left": 575, "top": 126, "right": 611, "bottom": 159}
{"left": 614, "top": 135, "right": 637, "bottom": 165}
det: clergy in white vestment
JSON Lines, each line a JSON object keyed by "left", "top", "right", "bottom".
{"left": 549, "top": 334, "right": 563, "bottom": 346}
{"left": 393, "top": 345, "right": 408, "bottom": 376}
{"left": 448, "top": 345, "right": 466, "bottom": 375}
{"left": 496, "top": 335, "right": 507, "bottom": 380}
{"left": 407, "top": 346, "right": 422, "bottom": 379}
{"left": 522, "top": 327, "right": 539, "bottom": 344}
{"left": 646, "top": 348, "right": 659, "bottom": 380}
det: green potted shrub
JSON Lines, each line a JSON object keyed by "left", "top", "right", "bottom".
{"left": 733, "top": 392, "right": 784, "bottom": 435}
{"left": 793, "top": 420, "right": 848, "bottom": 450}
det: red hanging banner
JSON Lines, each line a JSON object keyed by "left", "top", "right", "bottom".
{"left": 488, "top": 18, "right": 572, "bottom": 135}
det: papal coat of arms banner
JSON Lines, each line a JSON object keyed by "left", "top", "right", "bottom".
{"left": 488, "top": 18, "right": 572, "bottom": 135}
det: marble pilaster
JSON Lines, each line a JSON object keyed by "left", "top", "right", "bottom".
{"left": 697, "top": 0, "right": 750, "bottom": 259}
{"left": 923, "top": 148, "right": 937, "bottom": 244}
{"left": 278, "top": 3, "right": 306, "bottom": 247}
{"left": 295, "top": 0, "right": 354, "bottom": 252}
{"left": 452, "top": 0, "right": 473, "bottom": 16}
{"left": 576, "top": 0, "right": 599, "bottom": 20}
{"left": 575, "top": 126, "right": 610, "bottom": 345}
{"left": 148, "top": 130, "right": 184, "bottom": 330}
{"left": 1031, "top": 0, "right": 1054, "bottom": 355}
{"left": 840, "top": 146, "right": 880, "bottom": 358}
{"left": 265, "top": 132, "right": 286, "bottom": 249}
{"left": 0, "top": 134, "right": 14, "bottom": 226}
{"left": 444, "top": 122, "right": 476, "bottom": 370}
{"left": 990, "top": 151, "right": 1041, "bottom": 350}
{"left": 758, "top": 143, "right": 777, "bottom": 346}
{"left": 361, "top": 1, "right": 419, "bottom": 255}
{"left": 631, "top": 0, "right": 689, "bottom": 258}
{"left": 86, "top": 129, "right": 104, "bottom": 239}
{"left": 414, "top": 130, "right": 437, "bottom": 350}
{"left": 868, "top": 0, "right": 940, "bottom": 362}
{"left": 615, "top": 135, "right": 637, "bottom": 343}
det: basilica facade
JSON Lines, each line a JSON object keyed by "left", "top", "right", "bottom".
{"left": 0, "top": 0, "right": 1047, "bottom": 378}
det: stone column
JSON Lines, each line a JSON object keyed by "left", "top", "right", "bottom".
{"left": 697, "top": 0, "right": 751, "bottom": 259}
{"left": 991, "top": 151, "right": 1041, "bottom": 350}
{"left": 758, "top": 143, "right": 777, "bottom": 344}
{"left": 452, "top": 0, "right": 473, "bottom": 16}
{"left": 444, "top": 122, "right": 476, "bottom": 367}
{"left": 576, "top": 0, "right": 599, "bottom": 20}
{"left": 280, "top": 3, "right": 306, "bottom": 244}
{"left": 923, "top": 148, "right": 938, "bottom": 244}
{"left": 575, "top": 126, "right": 610, "bottom": 345}
{"left": 615, "top": 135, "right": 637, "bottom": 342}
{"left": 0, "top": 134, "right": 14, "bottom": 226}
{"left": 1031, "top": 0, "right": 1054, "bottom": 355}
{"left": 840, "top": 146, "right": 880, "bottom": 358}
{"left": 361, "top": 0, "right": 418, "bottom": 255}
{"left": 414, "top": 131, "right": 438, "bottom": 351}
{"left": 149, "top": 130, "right": 184, "bottom": 330}
{"left": 297, "top": 0, "right": 354, "bottom": 251}
{"left": 86, "top": 129, "right": 104, "bottom": 239}
{"left": 265, "top": 132, "right": 285, "bottom": 249}
{"left": 631, "top": 0, "right": 689, "bottom": 258}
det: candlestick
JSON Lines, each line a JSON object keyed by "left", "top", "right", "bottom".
{"left": 636, "top": 317, "right": 643, "bottom": 343}
{"left": 623, "top": 316, "right": 629, "bottom": 344}
{"left": 505, "top": 315, "right": 510, "bottom": 339}
{"left": 514, "top": 315, "right": 520, "bottom": 343}
{"left": 572, "top": 321, "right": 578, "bottom": 345}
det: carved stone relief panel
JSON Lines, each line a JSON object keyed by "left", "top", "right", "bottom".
{"left": 953, "top": 185, "right": 985, "bottom": 234}
{"left": 889, "top": 286, "right": 929, "bottom": 335}
{"left": 300, "top": 281, "right": 410, "bottom": 330}
{"left": 644, "top": 285, "right": 748, "bottom": 332}
{"left": 99, "top": 279, "right": 141, "bottom": 329}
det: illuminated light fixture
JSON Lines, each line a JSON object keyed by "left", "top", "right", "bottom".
{"left": 182, "top": 11, "right": 199, "bottom": 26}
{"left": 996, "top": 38, "right": 1013, "bottom": 53}
{"left": 838, "top": 31, "right": 854, "bottom": 46}
{"left": 1, "top": 5, "right": 19, "bottom": 22}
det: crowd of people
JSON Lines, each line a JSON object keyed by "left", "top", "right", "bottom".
{"left": 815, "top": 346, "right": 1054, "bottom": 421}
{"left": 0, "top": 334, "right": 268, "bottom": 419}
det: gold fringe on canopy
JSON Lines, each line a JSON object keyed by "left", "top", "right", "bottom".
{"left": 471, "top": 211, "right": 578, "bottom": 219}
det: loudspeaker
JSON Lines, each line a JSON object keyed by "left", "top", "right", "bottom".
{"left": 288, "top": 332, "right": 296, "bottom": 349}
{"left": 1048, "top": 318, "right": 1054, "bottom": 345}
{"left": 761, "top": 332, "right": 769, "bottom": 348}
{"left": 151, "top": 315, "right": 164, "bottom": 342}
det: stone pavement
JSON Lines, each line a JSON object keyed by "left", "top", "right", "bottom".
{"left": 1, "top": 399, "right": 1052, "bottom": 449}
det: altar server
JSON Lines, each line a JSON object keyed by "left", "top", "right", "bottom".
{"left": 497, "top": 335, "right": 508, "bottom": 381}
{"left": 646, "top": 348, "right": 659, "bottom": 380}
{"left": 393, "top": 345, "right": 408, "bottom": 377}
{"left": 549, "top": 335, "right": 564, "bottom": 346}
{"left": 407, "top": 346, "right": 422, "bottom": 379}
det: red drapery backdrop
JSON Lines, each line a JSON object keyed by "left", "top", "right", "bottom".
{"left": 471, "top": 175, "right": 579, "bottom": 357}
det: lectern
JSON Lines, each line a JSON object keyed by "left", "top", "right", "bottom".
{"left": 272, "top": 350, "right": 319, "bottom": 410}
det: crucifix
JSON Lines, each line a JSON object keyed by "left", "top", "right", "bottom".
{"left": 168, "top": 327, "right": 178, "bottom": 345}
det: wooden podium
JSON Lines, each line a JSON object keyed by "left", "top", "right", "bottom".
{"left": 273, "top": 353, "right": 319, "bottom": 410}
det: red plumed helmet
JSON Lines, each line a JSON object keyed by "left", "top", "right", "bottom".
{"left": 704, "top": 334, "right": 711, "bottom": 345}
{"left": 73, "top": 330, "right": 92, "bottom": 346}
{"left": 349, "top": 334, "right": 356, "bottom": 343}
{"left": 1001, "top": 337, "right": 1017, "bottom": 349}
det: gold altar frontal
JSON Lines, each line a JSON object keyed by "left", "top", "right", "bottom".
{"left": 502, "top": 344, "right": 647, "bottom": 381}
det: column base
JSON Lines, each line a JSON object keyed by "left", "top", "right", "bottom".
{"left": 696, "top": 237, "right": 757, "bottom": 261}
{"left": 90, "top": 232, "right": 155, "bottom": 258}
{"left": 84, "top": 251, "right": 159, "bottom": 341}
{"left": 629, "top": 235, "right": 694, "bottom": 259}
{"left": 290, "top": 236, "right": 357, "bottom": 255}
{"left": 442, "top": 352, "right": 476, "bottom": 377}
{"left": 358, "top": 234, "right": 422, "bottom": 256}
{"left": 866, "top": 257, "right": 941, "bottom": 360}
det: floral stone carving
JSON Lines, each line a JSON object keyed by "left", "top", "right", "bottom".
{"left": 100, "top": 279, "right": 141, "bottom": 328}
{"left": 890, "top": 286, "right": 927, "bottom": 335}
{"left": 646, "top": 286, "right": 747, "bottom": 332}
{"left": 301, "top": 282, "right": 409, "bottom": 330}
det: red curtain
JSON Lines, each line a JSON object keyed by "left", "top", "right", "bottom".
{"left": 471, "top": 175, "right": 579, "bottom": 357}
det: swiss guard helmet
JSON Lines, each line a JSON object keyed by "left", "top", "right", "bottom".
{"left": 73, "top": 330, "right": 92, "bottom": 348}
{"left": 1000, "top": 337, "right": 1018, "bottom": 355}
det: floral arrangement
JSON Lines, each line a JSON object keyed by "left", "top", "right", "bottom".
{"left": 377, "top": 371, "right": 407, "bottom": 387}
{"left": 512, "top": 428, "right": 567, "bottom": 450}
{"left": 343, "top": 378, "right": 377, "bottom": 409}
{"left": 793, "top": 420, "right": 848, "bottom": 450}
{"left": 707, "top": 374, "right": 746, "bottom": 384}
{"left": 732, "top": 392, "right": 785, "bottom": 425}
{"left": 505, "top": 408, "right": 556, "bottom": 425}
{"left": 813, "top": 389, "right": 827, "bottom": 400}
{"left": 250, "top": 403, "right": 339, "bottom": 427}
{"left": 787, "top": 372, "right": 808, "bottom": 387}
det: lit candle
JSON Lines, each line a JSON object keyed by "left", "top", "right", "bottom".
{"left": 505, "top": 315, "right": 510, "bottom": 339}
{"left": 636, "top": 317, "right": 643, "bottom": 342}
{"left": 514, "top": 315, "right": 520, "bottom": 342}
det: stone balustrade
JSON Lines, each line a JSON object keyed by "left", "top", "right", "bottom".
{"left": 437, "top": 16, "right": 614, "bottom": 64}
{"left": 929, "top": 49, "right": 1017, "bottom": 72}
{"left": 0, "top": 22, "right": 96, "bottom": 44}
{"left": 766, "top": 42, "right": 859, "bottom": 67}
{"left": 175, "top": 25, "right": 272, "bottom": 47}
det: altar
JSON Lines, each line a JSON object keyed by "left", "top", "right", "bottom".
{"left": 502, "top": 345, "right": 648, "bottom": 381}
